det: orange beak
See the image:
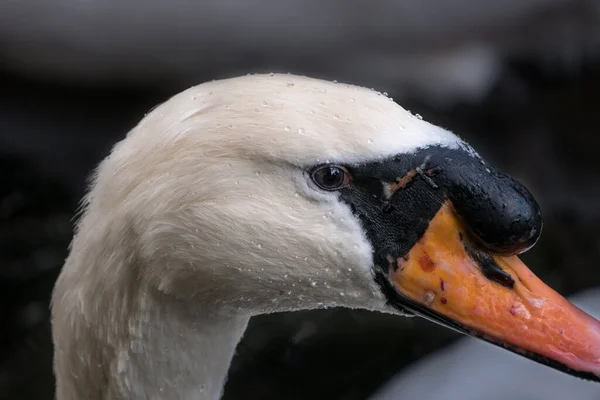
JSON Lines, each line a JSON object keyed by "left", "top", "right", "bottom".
{"left": 387, "top": 204, "right": 600, "bottom": 380}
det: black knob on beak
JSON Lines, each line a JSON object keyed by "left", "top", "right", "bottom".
{"left": 448, "top": 166, "right": 542, "bottom": 256}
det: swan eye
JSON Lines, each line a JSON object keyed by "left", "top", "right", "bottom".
{"left": 310, "top": 165, "right": 352, "bottom": 191}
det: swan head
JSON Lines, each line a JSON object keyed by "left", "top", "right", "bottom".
{"left": 72, "top": 74, "right": 600, "bottom": 382}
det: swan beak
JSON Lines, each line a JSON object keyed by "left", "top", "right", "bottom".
{"left": 388, "top": 204, "right": 600, "bottom": 381}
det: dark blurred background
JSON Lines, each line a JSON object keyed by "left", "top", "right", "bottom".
{"left": 1, "top": 1, "right": 600, "bottom": 399}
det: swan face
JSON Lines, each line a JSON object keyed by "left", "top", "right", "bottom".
{"left": 86, "top": 74, "right": 600, "bottom": 380}
{"left": 91, "top": 74, "right": 465, "bottom": 313}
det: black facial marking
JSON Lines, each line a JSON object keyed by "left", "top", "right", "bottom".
{"left": 337, "top": 145, "right": 543, "bottom": 273}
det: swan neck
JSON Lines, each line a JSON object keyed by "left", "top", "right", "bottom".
{"left": 53, "top": 253, "right": 250, "bottom": 400}
{"left": 123, "top": 296, "right": 250, "bottom": 400}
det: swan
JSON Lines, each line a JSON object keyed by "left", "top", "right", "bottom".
{"left": 51, "top": 73, "right": 600, "bottom": 400}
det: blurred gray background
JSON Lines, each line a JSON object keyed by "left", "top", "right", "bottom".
{"left": 1, "top": 1, "right": 600, "bottom": 399}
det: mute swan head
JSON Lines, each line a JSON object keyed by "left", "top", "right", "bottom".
{"left": 52, "top": 74, "right": 600, "bottom": 400}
